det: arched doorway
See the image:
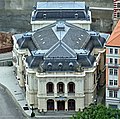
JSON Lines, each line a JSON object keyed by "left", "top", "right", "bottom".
{"left": 57, "top": 82, "right": 64, "bottom": 93}
{"left": 46, "top": 82, "right": 54, "bottom": 94}
{"left": 68, "top": 99, "right": 75, "bottom": 110}
{"left": 68, "top": 82, "right": 75, "bottom": 93}
{"left": 47, "top": 99, "right": 54, "bottom": 110}
{"left": 57, "top": 101, "right": 65, "bottom": 111}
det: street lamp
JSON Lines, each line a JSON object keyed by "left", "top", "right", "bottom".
{"left": 30, "top": 104, "right": 35, "bottom": 117}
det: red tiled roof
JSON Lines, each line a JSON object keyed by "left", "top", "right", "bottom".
{"left": 106, "top": 20, "right": 120, "bottom": 47}
{"left": 0, "top": 32, "right": 13, "bottom": 53}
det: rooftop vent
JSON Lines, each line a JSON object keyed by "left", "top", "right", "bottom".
{"left": 48, "top": 62, "right": 52, "bottom": 66}
{"left": 56, "top": 21, "right": 65, "bottom": 31}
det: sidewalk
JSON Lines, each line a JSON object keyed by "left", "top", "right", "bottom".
{"left": 0, "top": 66, "right": 31, "bottom": 117}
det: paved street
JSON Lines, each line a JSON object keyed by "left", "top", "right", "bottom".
{"left": 0, "top": 86, "right": 26, "bottom": 119}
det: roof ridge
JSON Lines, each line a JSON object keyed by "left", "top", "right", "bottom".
{"left": 45, "top": 40, "right": 77, "bottom": 59}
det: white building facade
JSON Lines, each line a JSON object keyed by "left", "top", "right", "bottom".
{"left": 12, "top": 2, "right": 108, "bottom": 112}
{"left": 12, "top": 22, "right": 107, "bottom": 112}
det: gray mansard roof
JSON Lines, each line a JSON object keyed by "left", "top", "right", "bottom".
{"left": 32, "top": 2, "right": 90, "bottom": 21}
{"left": 15, "top": 21, "right": 106, "bottom": 72}
{"left": 32, "top": 22, "right": 90, "bottom": 50}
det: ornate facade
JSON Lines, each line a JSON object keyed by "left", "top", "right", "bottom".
{"left": 12, "top": 2, "right": 108, "bottom": 112}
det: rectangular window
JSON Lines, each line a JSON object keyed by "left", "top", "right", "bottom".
{"left": 117, "top": 3, "right": 120, "bottom": 8}
{"left": 109, "top": 104, "right": 118, "bottom": 109}
{"left": 114, "top": 80, "right": 118, "bottom": 85}
{"left": 115, "top": 59, "right": 118, "bottom": 64}
{"left": 117, "top": 12, "right": 120, "bottom": 18}
{"left": 109, "top": 90, "right": 113, "bottom": 97}
{"left": 114, "top": 69, "right": 118, "bottom": 76}
{"left": 109, "top": 80, "right": 113, "bottom": 85}
{"left": 109, "top": 69, "right": 113, "bottom": 75}
{"left": 110, "top": 58, "right": 113, "bottom": 64}
{"left": 110, "top": 48, "right": 113, "bottom": 54}
{"left": 115, "top": 49, "right": 118, "bottom": 54}
{"left": 114, "top": 91, "right": 118, "bottom": 98}
{"left": 109, "top": 80, "right": 118, "bottom": 86}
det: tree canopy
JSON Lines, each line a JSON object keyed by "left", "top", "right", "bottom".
{"left": 71, "top": 104, "right": 120, "bottom": 119}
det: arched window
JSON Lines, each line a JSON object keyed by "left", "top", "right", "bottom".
{"left": 46, "top": 82, "right": 54, "bottom": 93}
{"left": 68, "top": 82, "right": 75, "bottom": 93}
{"left": 47, "top": 99, "right": 54, "bottom": 110}
{"left": 57, "top": 82, "right": 64, "bottom": 93}
{"left": 68, "top": 99, "right": 75, "bottom": 110}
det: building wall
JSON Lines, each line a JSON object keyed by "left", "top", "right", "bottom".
{"left": 113, "top": 0, "right": 120, "bottom": 30}
{"left": 0, "top": 0, "right": 113, "bottom": 33}
{"left": 106, "top": 46, "right": 120, "bottom": 109}
{"left": 31, "top": 20, "right": 91, "bottom": 31}
{"left": 12, "top": 40, "right": 105, "bottom": 112}
{"left": 31, "top": 11, "right": 92, "bottom": 31}
{"left": 36, "top": 73, "right": 86, "bottom": 111}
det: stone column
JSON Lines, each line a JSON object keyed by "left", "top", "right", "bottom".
{"left": 43, "top": 81, "right": 46, "bottom": 96}
{"left": 54, "top": 100, "right": 57, "bottom": 111}
{"left": 65, "top": 100, "right": 68, "bottom": 111}
{"left": 18, "top": 54, "right": 24, "bottom": 87}
{"left": 54, "top": 82, "right": 57, "bottom": 97}
{"left": 38, "top": 79, "right": 41, "bottom": 95}
{"left": 65, "top": 83, "right": 68, "bottom": 96}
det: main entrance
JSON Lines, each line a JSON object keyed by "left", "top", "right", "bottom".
{"left": 57, "top": 101, "right": 65, "bottom": 111}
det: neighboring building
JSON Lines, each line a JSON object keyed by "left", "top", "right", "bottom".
{"left": 106, "top": 20, "right": 120, "bottom": 109}
{"left": 31, "top": 2, "right": 91, "bottom": 31}
{"left": 0, "top": 32, "right": 13, "bottom": 66}
{"left": 12, "top": 20, "right": 108, "bottom": 112}
{"left": 0, "top": 32, "right": 13, "bottom": 53}
{"left": 113, "top": 0, "right": 120, "bottom": 20}
{"left": 113, "top": 0, "right": 120, "bottom": 29}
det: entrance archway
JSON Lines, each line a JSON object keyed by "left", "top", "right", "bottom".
{"left": 47, "top": 99, "right": 54, "bottom": 110}
{"left": 57, "top": 101, "right": 65, "bottom": 111}
{"left": 68, "top": 99, "right": 75, "bottom": 110}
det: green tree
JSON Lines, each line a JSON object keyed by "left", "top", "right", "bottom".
{"left": 70, "top": 104, "right": 120, "bottom": 119}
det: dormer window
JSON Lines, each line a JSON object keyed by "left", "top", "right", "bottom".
{"left": 58, "top": 63, "right": 62, "bottom": 67}
{"left": 48, "top": 62, "right": 52, "bottom": 66}
{"left": 43, "top": 13, "right": 46, "bottom": 19}
{"left": 75, "top": 13, "right": 78, "bottom": 19}
{"left": 58, "top": 62, "right": 63, "bottom": 70}
{"left": 69, "top": 62, "right": 73, "bottom": 67}
{"left": 47, "top": 62, "right": 52, "bottom": 70}
{"left": 69, "top": 62, "right": 73, "bottom": 70}
{"left": 56, "top": 21, "right": 65, "bottom": 31}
